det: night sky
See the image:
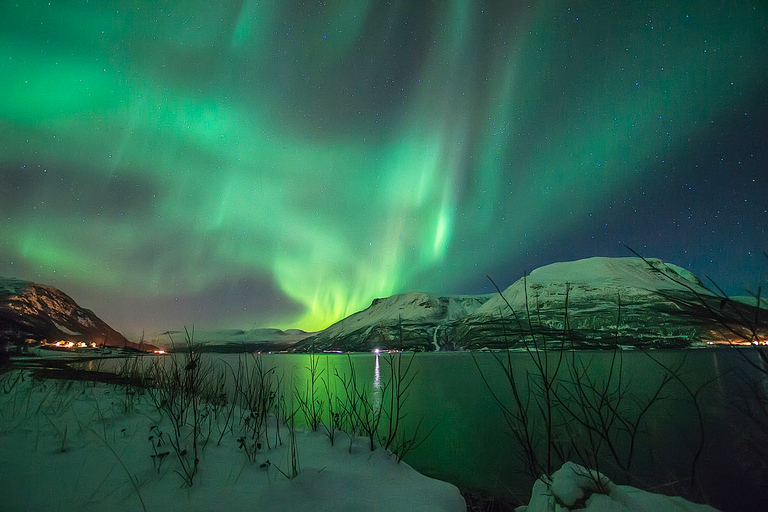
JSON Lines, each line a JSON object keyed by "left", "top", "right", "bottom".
{"left": 1, "top": 1, "right": 766, "bottom": 337}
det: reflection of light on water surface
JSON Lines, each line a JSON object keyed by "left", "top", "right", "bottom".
{"left": 373, "top": 352, "right": 382, "bottom": 410}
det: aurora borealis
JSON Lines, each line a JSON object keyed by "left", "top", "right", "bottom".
{"left": 1, "top": 1, "right": 766, "bottom": 336}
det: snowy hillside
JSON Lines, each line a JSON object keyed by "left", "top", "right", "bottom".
{"left": 295, "top": 257, "right": 767, "bottom": 352}
{"left": 148, "top": 327, "right": 313, "bottom": 352}
{"left": 478, "top": 258, "right": 710, "bottom": 314}
{"left": 477, "top": 257, "right": 709, "bottom": 314}
{"left": 459, "top": 256, "right": 764, "bottom": 348}
{"left": 294, "top": 291, "right": 491, "bottom": 352}
{"left": 0, "top": 277, "right": 151, "bottom": 351}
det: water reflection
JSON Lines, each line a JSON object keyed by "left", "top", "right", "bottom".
{"left": 373, "top": 353, "right": 381, "bottom": 410}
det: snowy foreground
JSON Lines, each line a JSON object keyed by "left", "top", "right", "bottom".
{"left": 0, "top": 370, "right": 722, "bottom": 512}
{"left": 0, "top": 373, "right": 464, "bottom": 512}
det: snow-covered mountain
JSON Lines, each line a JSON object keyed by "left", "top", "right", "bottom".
{"left": 294, "top": 257, "right": 767, "bottom": 352}
{"left": 0, "top": 277, "right": 153, "bottom": 351}
{"left": 456, "top": 256, "right": 758, "bottom": 349}
{"left": 294, "top": 291, "right": 492, "bottom": 352}
{"left": 147, "top": 327, "right": 313, "bottom": 352}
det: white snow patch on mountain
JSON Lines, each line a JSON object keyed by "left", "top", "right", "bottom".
{"left": 476, "top": 257, "right": 713, "bottom": 316}
{"left": 317, "top": 291, "right": 491, "bottom": 340}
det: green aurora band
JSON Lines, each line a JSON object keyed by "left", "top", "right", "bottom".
{"left": 1, "top": 1, "right": 765, "bottom": 332}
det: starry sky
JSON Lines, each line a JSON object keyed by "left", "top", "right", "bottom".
{"left": 1, "top": 1, "right": 767, "bottom": 337}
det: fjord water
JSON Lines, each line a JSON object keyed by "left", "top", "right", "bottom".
{"left": 244, "top": 349, "right": 763, "bottom": 511}
{"left": 99, "top": 348, "right": 762, "bottom": 510}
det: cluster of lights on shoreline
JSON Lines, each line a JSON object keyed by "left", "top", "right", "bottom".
{"left": 50, "top": 340, "right": 96, "bottom": 349}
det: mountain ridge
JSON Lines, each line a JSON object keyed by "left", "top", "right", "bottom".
{"left": 0, "top": 277, "right": 154, "bottom": 352}
{"left": 146, "top": 327, "right": 313, "bottom": 352}
{"left": 293, "top": 257, "right": 767, "bottom": 353}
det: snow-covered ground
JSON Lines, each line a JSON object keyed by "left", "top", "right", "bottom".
{"left": 0, "top": 371, "right": 465, "bottom": 512}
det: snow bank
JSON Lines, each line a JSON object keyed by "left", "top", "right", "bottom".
{"left": 518, "top": 462, "right": 719, "bottom": 512}
{"left": 0, "top": 373, "right": 465, "bottom": 512}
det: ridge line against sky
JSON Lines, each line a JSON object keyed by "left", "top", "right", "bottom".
{"left": 1, "top": 1, "right": 766, "bottom": 336}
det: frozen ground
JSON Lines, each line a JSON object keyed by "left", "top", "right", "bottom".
{"left": 0, "top": 371, "right": 465, "bottom": 512}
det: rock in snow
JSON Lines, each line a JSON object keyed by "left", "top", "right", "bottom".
{"left": 518, "top": 462, "right": 720, "bottom": 512}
